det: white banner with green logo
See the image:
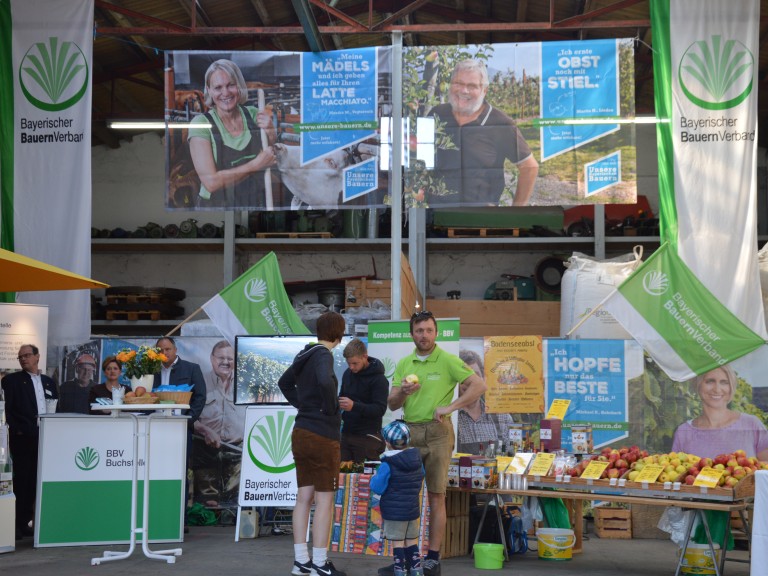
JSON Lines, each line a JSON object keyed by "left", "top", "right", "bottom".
{"left": 650, "top": 0, "right": 766, "bottom": 337}
{"left": 202, "top": 252, "right": 310, "bottom": 345}
{"left": 238, "top": 405, "right": 298, "bottom": 507}
{"left": 603, "top": 243, "right": 765, "bottom": 381}
{"left": 0, "top": 0, "right": 93, "bottom": 346}
{"left": 37, "top": 415, "right": 186, "bottom": 546}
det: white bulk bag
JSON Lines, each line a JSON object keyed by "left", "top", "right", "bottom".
{"left": 559, "top": 247, "right": 643, "bottom": 339}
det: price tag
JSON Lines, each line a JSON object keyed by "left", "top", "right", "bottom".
{"left": 528, "top": 453, "right": 556, "bottom": 477}
{"left": 580, "top": 460, "right": 610, "bottom": 480}
{"left": 496, "top": 456, "right": 513, "bottom": 473}
{"left": 693, "top": 467, "right": 724, "bottom": 488}
{"left": 634, "top": 464, "right": 664, "bottom": 484}
{"left": 546, "top": 399, "right": 570, "bottom": 420}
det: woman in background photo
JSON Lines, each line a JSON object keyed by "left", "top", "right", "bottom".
{"left": 671, "top": 364, "right": 768, "bottom": 461}
{"left": 188, "top": 59, "right": 277, "bottom": 208}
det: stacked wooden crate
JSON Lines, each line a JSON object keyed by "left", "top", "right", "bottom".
{"left": 594, "top": 506, "right": 632, "bottom": 539}
{"left": 441, "top": 490, "right": 470, "bottom": 559}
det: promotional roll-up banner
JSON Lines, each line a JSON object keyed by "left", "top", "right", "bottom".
{"left": 650, "top": 0, "right": 766, "bottom": 337}
{"left": 543, "top": 339, "right": 644, "bottom": 451}
{"left": 238, "top": 405, "right": 298, "bottom": 507}
{"left": 0, "top": 0, "right": 93, "bottom": 346}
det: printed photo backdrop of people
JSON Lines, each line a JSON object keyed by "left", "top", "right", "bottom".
{"left": 165, "top": 49, "right": 390, "bottom": 212}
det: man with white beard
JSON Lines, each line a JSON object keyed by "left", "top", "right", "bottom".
{"left": 427, "top": 59, "right": 539, "bottom": 206}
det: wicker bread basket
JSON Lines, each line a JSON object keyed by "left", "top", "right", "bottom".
{"left": 124, "top": 395, "right": 158, "bottom": 405}
{"left": 156, "top": 391, "right": 192, "bottom": 404}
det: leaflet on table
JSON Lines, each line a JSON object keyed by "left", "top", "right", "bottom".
{"left": 528, "top": 452, "right": 556, "bottom": 476}
{"left": 634, "top": 464, "right": 664, "bottom": 484}
{"left": 501, "top": 453, "right": 535, "bottom": 474}
{"left": 693, "top": 467, "right": 724, "bottom": 488}
{"left": 580, "top": 460, "right": 610, "bottom": 480}
{"left": 546, "top": 399, "right": 570, "bottom": 420}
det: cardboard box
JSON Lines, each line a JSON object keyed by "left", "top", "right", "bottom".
{"left": 426, "top": 299, "right": 560, "bottom": 337}
{"left": 447, "top": 458, "right": 460, "bottom": 489}
{"left": 471, "top": 458, "right": 497, "bottom": 489}
{"left": 345, "top": 278, "right": 391, "bottom": 308}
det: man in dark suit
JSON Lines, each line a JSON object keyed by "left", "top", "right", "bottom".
{"left": 154, "top": 337, "right": 206, "bottom": 531}
{"left": 1, "top": 344, "right": 58, "bottom": 539}
{"left": 154, "top": 337, "right": 206, "bottom": 425}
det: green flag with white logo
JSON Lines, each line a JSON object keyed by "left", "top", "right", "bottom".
{"left": 602, "top": 243, "right": 765, "bottom": 381}
{"left": 202, "top": 252, "right": 310, "bottom": 344}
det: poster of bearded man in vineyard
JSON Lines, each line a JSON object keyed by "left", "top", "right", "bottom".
{"left": 428, "top": 58, "right": 539, "bottom": 206}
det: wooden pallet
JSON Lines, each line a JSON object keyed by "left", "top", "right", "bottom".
{"left": 255, "top": 232, "right": 332, "bottom": 238}
{"left": 446, "top": 227, "right": 520, "bottom": 238}
{"left": 106, "top": 294, "right": 175, "bottom": 305}
{"left": 106, "top": 310, "right": 162, "bottom": 321}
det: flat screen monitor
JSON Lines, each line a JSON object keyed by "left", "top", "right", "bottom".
{"left": 234, "top": 335, "right": 354, "bottom": 404}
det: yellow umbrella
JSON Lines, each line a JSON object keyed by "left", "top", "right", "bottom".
{"left": 0, "top": 248, "right": 109, "bottom": 292}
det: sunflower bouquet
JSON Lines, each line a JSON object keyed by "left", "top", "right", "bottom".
{"left": 116, "top": 345, "right": 167, "bottom": 379}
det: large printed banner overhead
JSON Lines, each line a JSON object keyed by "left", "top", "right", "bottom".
{"left": 650, "top": 0, "right": 766, "bottom": 339}
{"left": 0, "top": 0, "right": 93, "bottom": 346}
{"left": 165, "top": 39, "right": 636, "bottom": 211}
{"left": 543, "top": 339, "right": 644, "bottom": 451}
{"left": 402, "top": 40, "right": 636, "bottom": 208}
{"left": 165, "top": 48, "right": 390, "bottom": 211}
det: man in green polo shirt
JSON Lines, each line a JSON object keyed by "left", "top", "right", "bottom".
{"left": 386, "top": 311, "right": 486, "bottom": 576}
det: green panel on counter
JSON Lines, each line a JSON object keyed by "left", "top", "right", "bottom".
{"left": 432, "top": 208, "right": 564, "bottom": 230}
{"left": 38, "top": 480, "right": 182, "bottom": 544}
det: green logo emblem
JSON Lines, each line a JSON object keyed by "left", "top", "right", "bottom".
{"left": 19, "top": 37, "right": 89, "bottom": 111}
{"left": 678, "top": 35, "right": 754, "bottom": 110}
{"left": 75, "top": 446, "right": 100, "bottom": 471}
{"left": 642, "top": 270, "right": 669, "bottom": 297}
{"left": 247, "top": 411, "right": 296, "bottom": 474}
{"left": 382, "top": 357, "right": 396, "bottom": 381}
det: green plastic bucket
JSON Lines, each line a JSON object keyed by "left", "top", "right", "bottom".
{"left": 473, "top": 543, "right": 505, "bottom": 570}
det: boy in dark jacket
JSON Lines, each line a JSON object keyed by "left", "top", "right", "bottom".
{"left": 371, "top": 420, "right": 425, "bottom": 576}
{"left": 339, "top": 339, "right": 389, "bottom": 461}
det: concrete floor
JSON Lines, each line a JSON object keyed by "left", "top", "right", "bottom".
{"left": 2, "top": 525, "right": 752, "bottom": 576}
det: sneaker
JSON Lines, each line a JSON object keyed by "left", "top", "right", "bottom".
{"left": 311, "top": 560, "right": 346, "bottom": 576}
{"left": 422, "top": 559, "right": 440, "bottom": 576}
{"left": 377, "top": 563, "right": 395, "bottom": 576}
{"left": 292, "top": 560, "right": 312, "bottom": 576}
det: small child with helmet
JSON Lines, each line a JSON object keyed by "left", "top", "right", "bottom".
{"left": 370, "top": 420, "right": 426, "bottom": 576}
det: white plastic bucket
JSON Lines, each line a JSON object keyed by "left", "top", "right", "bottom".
{"left": 537, "top": 527, "right": 575, "bottom": 561}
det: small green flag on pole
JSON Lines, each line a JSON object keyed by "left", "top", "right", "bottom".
{"left": 202, "top": 252, "right": 310, "bottom": 344}
{"left": 602, "top": 243, "right": 765, "bottom": 381}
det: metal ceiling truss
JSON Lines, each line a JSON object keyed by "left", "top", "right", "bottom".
{"left": 94, "top": 0, "right": 650, "bottom": 38}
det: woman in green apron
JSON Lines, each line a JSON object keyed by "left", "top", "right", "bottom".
{"left": 188, "top": 59, "right": 277, "bottom": 208}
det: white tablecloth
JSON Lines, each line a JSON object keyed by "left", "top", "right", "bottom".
{"left": 751, "top": 470, "right": 768, "bottom": 576}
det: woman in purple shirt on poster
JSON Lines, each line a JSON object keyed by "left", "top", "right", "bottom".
{"left": 672, "top": 364, "right": 768, "bottom": 461}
